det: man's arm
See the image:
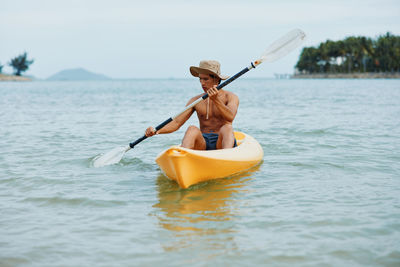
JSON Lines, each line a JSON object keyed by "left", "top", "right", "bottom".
{"left": 208, "top": 86, "right": 239, "bottom": 122}
{"left": 145, "top": 95, "right": 201, "bottom": 136}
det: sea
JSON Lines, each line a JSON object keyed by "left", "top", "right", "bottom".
{"left": 1, "top": 78, "right": 399, "bottom": 267}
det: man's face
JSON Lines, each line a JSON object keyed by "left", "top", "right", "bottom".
{"left": 199, "top": 74, "right": 218, "bottom": 91}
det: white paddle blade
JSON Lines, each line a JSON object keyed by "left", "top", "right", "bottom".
{"left": 260, "top": 29, "right": 306, "bottom": 63}
{"left": 92, "top": 146, "right": 130, "bottom": 167}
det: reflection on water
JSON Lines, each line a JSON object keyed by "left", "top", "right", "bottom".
{"left": 153, "top": 165, "right": 261, "bottom": 251}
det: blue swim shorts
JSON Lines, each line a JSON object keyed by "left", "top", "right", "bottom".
{"left": 202, "top": 133, "right": 237, "bottom": 150}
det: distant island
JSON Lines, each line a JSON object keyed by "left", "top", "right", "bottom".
{"left": 293, "top": 32, "right": 400, "bottom": 79}
{"left": 47, "top": 68, "right": 111, "bottom": 81}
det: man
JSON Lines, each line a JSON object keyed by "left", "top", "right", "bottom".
{"left": 145, "top": 60, "right": 239, "bottom": 150}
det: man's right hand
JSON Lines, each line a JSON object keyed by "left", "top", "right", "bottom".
{"left": 145, "top": 126, "right": 157, "bottom": 137}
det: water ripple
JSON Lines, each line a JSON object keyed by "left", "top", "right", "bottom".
{"left": 20, "top": 196, "right": 127, "bottom": 207}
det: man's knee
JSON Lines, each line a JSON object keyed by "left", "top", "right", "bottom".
{"left": 186, "top": 125, "right": 200, "bottom": 134}
{"left": 182, "top": 125, "right": 205, "bottom": 150}
{"left": 218, "top": 124, "right": 233, "bottom": 135}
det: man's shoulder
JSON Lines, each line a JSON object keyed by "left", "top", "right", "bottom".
{"left": 225, "top": 90, "right": 239, "bottom": 100}
{"left": 226, "top": 90, "right": 238, "bottom": 96}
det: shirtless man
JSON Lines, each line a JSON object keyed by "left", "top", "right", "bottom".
{"left": 145, "top": 60, "right": 239, "bottom": 150}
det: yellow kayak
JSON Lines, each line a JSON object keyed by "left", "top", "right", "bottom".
{"left": 155, "top": 132, "right": 263, "bottom": 189}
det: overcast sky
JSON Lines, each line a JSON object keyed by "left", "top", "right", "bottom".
{"left": 1, "top": 0, "right": 399, "bottom": 79}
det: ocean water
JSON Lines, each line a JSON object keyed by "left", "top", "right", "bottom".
{"left": 0, "top": 78, "right": 399, "bottom": 266}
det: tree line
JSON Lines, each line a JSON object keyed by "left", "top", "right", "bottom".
{"left": 295, "top": 32, "right": 400, "bottom": 74}
{"left": 0, "top": 52, "right": 34, "bottom": 76}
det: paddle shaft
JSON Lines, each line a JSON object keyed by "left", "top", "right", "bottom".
{"left": 128, "top": 62, "right": 257, "bottom": 149}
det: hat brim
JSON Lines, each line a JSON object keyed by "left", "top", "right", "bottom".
{"left": 190, "top": 66, "right": 229, "bottom": 80}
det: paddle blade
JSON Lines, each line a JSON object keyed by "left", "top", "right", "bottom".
{"left": 92, "top": 146, "right": 130, "bottom": 167}
{"left": 260, "top": 29, "right": 306, "bottom": 63}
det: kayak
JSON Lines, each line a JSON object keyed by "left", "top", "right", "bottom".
{"left": 155, "top": 131, "right": 263, "bottom": 189}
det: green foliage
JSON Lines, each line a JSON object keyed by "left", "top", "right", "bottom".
{"left": 8, "top": 52, "right": 34, "bottom": 76}
{"left": 0, "top": 62, "right": 3, "bottom": 73}
{"left": 296, "top": 32, "right": 400, "bottom": 74}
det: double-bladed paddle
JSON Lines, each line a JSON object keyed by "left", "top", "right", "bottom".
{"left": 93, "top": 29, "right": 306, "bottom": 167}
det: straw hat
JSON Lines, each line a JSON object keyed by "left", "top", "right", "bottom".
{"left": 190, "top": 60, "right": 229, "bottom": 80}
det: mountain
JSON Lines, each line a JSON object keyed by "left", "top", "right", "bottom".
{"left": 47, "top": 68, "right": 111, "bottom": 81}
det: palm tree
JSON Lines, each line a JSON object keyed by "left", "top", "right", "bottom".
{"left": 296, "top": 47, "right": 320, "bottom": 73}
{"left": 8, "top": 52, "right": 34, "bottom": 76}
{"left": 295, "top": 33, "right": 400, "bottom": 74}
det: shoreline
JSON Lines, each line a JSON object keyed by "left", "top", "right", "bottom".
{"left": 2, "top": 73, "right": 400, "bottom": 81}
{"left": 0, "top": 74, "right": 32, "bottom": 81}
{"left": 292, "top": 72, "right": 400, "bottom": 79}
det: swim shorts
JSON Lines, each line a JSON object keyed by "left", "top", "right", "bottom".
{"left": 202, "top": 133, "right": 237, "bottom": 150}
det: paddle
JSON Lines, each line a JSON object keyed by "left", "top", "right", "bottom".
{"left": 92, "top": 29, "right": 306, "bottom": 167}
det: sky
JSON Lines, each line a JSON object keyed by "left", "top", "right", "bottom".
{"left": 1, "top": 0, "right": 399, "bottom": 79}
